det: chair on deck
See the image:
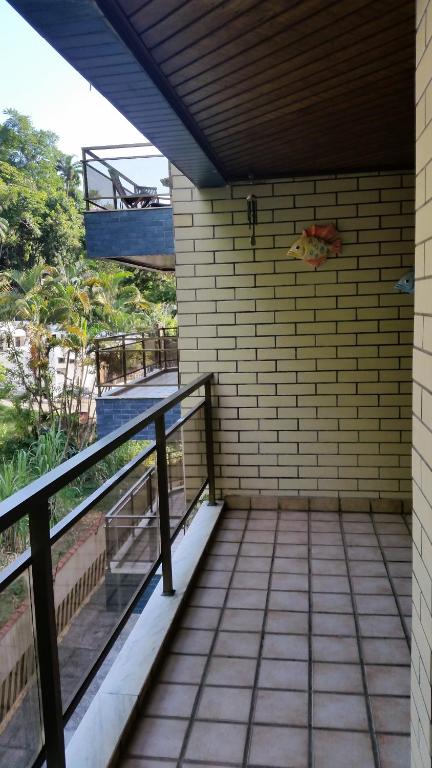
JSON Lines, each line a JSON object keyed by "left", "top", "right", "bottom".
{"left": 109, "top": 170, "right": 159, "bottom": 209}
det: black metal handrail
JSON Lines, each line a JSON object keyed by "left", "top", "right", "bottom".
{"left": 0, "top": 373, "right": 215, "bottom": 768}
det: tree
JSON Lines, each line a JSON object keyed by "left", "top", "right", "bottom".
{"left": 0, "top": 263, "right": 95, "bottom": 448}
{"left": 85, "top": 267, "right": 152, "bottom": 332}
{"left": 0, "top": 110, "right": 84, "bottom": 270}
{"left": 0, "top": 109, "right": 59, "bottom": 183}
{"left": 56, "top": 154, "right": 82, "bottom": 197}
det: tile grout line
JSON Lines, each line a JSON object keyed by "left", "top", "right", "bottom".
{"left": 177, "top": 507, "right": 252, "bottom": 767}
{"left": 338, "top": 511, "right": 381, "bottom": 768}
{"left": 368, "top": 512, "right": 411, "bottom": 650}
{"left": 307, "top": 509, "right": 313, "bottom": 768}
{"left": 241, "top": 507, "right": 281, "bottom": 768}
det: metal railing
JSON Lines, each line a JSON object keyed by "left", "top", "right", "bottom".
{"left": 95, "top": 328, "right": 178, "bottom": 395}
{"left": 82, "top": 143, "right": 170, "bottom": 211}
{"left": 0, "top": 373, "right": 215, "bottom": 768}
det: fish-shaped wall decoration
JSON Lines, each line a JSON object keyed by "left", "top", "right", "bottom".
{"left": 394, "top": 270, "right": 415, "bottom": 294}
{"left": 287, "top": 223, "right": 342, "bottom": 269}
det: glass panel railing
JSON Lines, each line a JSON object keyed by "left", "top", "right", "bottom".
{"left": 0, "top": 372, "right": 214, "bottom": 767}
{"left": 0, "top": 566, "right": 43, "bottom": 768}
{"left": 50, "top": 444, "right": 158, "bottom": 713}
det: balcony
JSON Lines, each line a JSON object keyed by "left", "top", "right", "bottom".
{"left": 0, "top": 374, "right": 411, "bottom": 768}
{"left": 94, "top": 329, "right": 178, "bottom": 397}
{"left": 82, "top": 144, "right": 174, "bottom": 271}
{"left": 94, "top": 330, "right": 180, "bottom": 441}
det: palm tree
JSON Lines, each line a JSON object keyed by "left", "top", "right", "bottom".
{"left": 56, "top": 154, "right": 82, "bottom": 196}
{"left": 0, "top": 207, "right": 9, "bottom": 262}
{"left": 0, "top": 263, "right": 94, "bottom": 437}
{"left": 0, "top": 215, "right": 8, "bottom": 245}
{"left": 85, "top": 269, "right": 151, "bottom": 331}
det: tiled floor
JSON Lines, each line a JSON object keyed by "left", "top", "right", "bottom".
{"left": 118, "top": 506, "right": 412, "bottom": 768}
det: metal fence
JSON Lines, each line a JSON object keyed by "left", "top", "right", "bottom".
{"left": 0, "top": 373, "right": 215, "bottom": 768}
{"left": 95, "top": 329, "right": 178, "bottom": 395}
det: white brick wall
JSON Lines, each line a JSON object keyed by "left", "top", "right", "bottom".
{"left": 172, "top": 166, "right": 414, "bottom": 500}
{"left": 412, "top": 2, "right": 432, "bottom": 765}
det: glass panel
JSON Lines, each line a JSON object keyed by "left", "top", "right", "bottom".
{"left": 86, "top": 163, "right": 116, "bottom": 209}
{"left": 166, "top": 427, "right": 186, "bottom": 534}
{"left": 164, "top": 335, "right": 178, "bottom": 369}
{"left": 50, "top": 443, "right": 159, "bottom": 713}
{"left": 98, "top": 345, "right": 124, "bottom": 387}
{"left": 124, "top": 343, "right": 145, "bottom": 384}
{"left": 85, "top": 153, "right": 169, "bottom": 210}
{"left": 143, "top": 335, "right": 160, "bottom": 374}
{"left": 0, "top": 566, "right": 43, "bottom": 768}
{"left": 182, "top": 405, "right": 207, "bottom": 508}
{"left": 167, "top": 405, "right": 207, "bottom": 534}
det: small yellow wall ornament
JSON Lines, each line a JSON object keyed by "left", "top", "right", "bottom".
{"left": 287, "top": 223, "right": 342, "bottom": 269}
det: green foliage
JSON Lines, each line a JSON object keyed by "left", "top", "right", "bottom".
{"left": 0, "top": 425, "right": 146, "bottom": 565}
{"left": 0, "top": 403, "right": 21, "bottom": 451}
{"left": 0, "top": 110, "right": 179, "bottom": 562}
{"left": 0, "top": 576, "right": 27, "bottom": 629}
{"left": 0, "top": 109, "right": 84, "bottom": 269}
{"left": 56, "top": 154, "right": 82, "bottom": 198}
{"left": 135, "top": 270, "right": 176, "bottom": 306}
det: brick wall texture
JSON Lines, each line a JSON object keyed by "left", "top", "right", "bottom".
{"left": 171, "top": 166, "right": 414, "bottom": 502}
{"left": 412, "top": 2, "right": 432, "bottom": 765}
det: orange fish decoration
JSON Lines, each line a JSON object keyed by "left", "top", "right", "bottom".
{"left": 287, "top": 223, "right": 342, "bottom": 269}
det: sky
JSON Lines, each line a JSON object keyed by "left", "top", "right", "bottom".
{"left": 0, "top": 0, "right": 168, "bottom": 188}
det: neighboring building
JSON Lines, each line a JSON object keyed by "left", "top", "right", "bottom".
{"left": 0, "top": 322, "right": 95, "bottom": 394}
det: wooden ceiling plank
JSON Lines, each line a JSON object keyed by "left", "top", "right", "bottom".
{"left": 228, "top": 116, "right": 413, "bottom": 178}
{"left": 197, "top": 36, "right": 413, "bottom": 132}
{"left": 142, "top": 0, "right": 260, "bottom": 51}
{"left": 218, "top": 110, "right": 412, "bottom": 172}
{"left": 148, "top": 0, "right": 289, "bottom": 61}
{"left": 119, "top": 0, "right": 150, "bottom": 16}
{"left": 136, "top": 0, "right": 228, "bottom": 41}
{"left": 214, "top": 102, "right": 412, "bottom": 173}
{"left": 160, "top": 0, "right": 339, "bottom": 77}
{"left": 127, "top": 0, "right": 191, "bottom": 28}
{"left": 212, "top": 80, "right": 412, "bottom": 160}
{"left": 185, "top": 9, "right": 413, "bottom": 115}
{"left": 165, "top": 0, "right": 385, "bottom": 85}
{"left": 203, "top": 49, "right": 413, "bottom": 140}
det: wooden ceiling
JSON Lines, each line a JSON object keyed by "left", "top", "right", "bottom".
{"left": 10, "top": 0, "right": 415, "bottom": 184}
{"left": 111, "top": 0, "right": 415, "bottom": 180}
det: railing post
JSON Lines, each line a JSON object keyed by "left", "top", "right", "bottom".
{"left": 28, "top": 499, "right": 65, "bottom": 768}
{"left": 142, "top": 334, "right": 147, "bottom": 378}
{"left": 95, "top": 339, "right": 101, "bottom": 397}
{"left": 82, "top": 149, "right": 90, "bottom": 212}
{"left": 204, "top": 379, "right": 216, "bottom": 505}
{"left": 121, "top": 336, "right": 127, "bottom": 385}
{"left": 163, "top": 332, "right": 167, "bottom": 371}
{"left": 155, "top": 415, "right": 175, "bottom": 595}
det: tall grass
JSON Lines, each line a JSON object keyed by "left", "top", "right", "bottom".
{"left": 0, "top": 427, "right": 144, "bottom": 562}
